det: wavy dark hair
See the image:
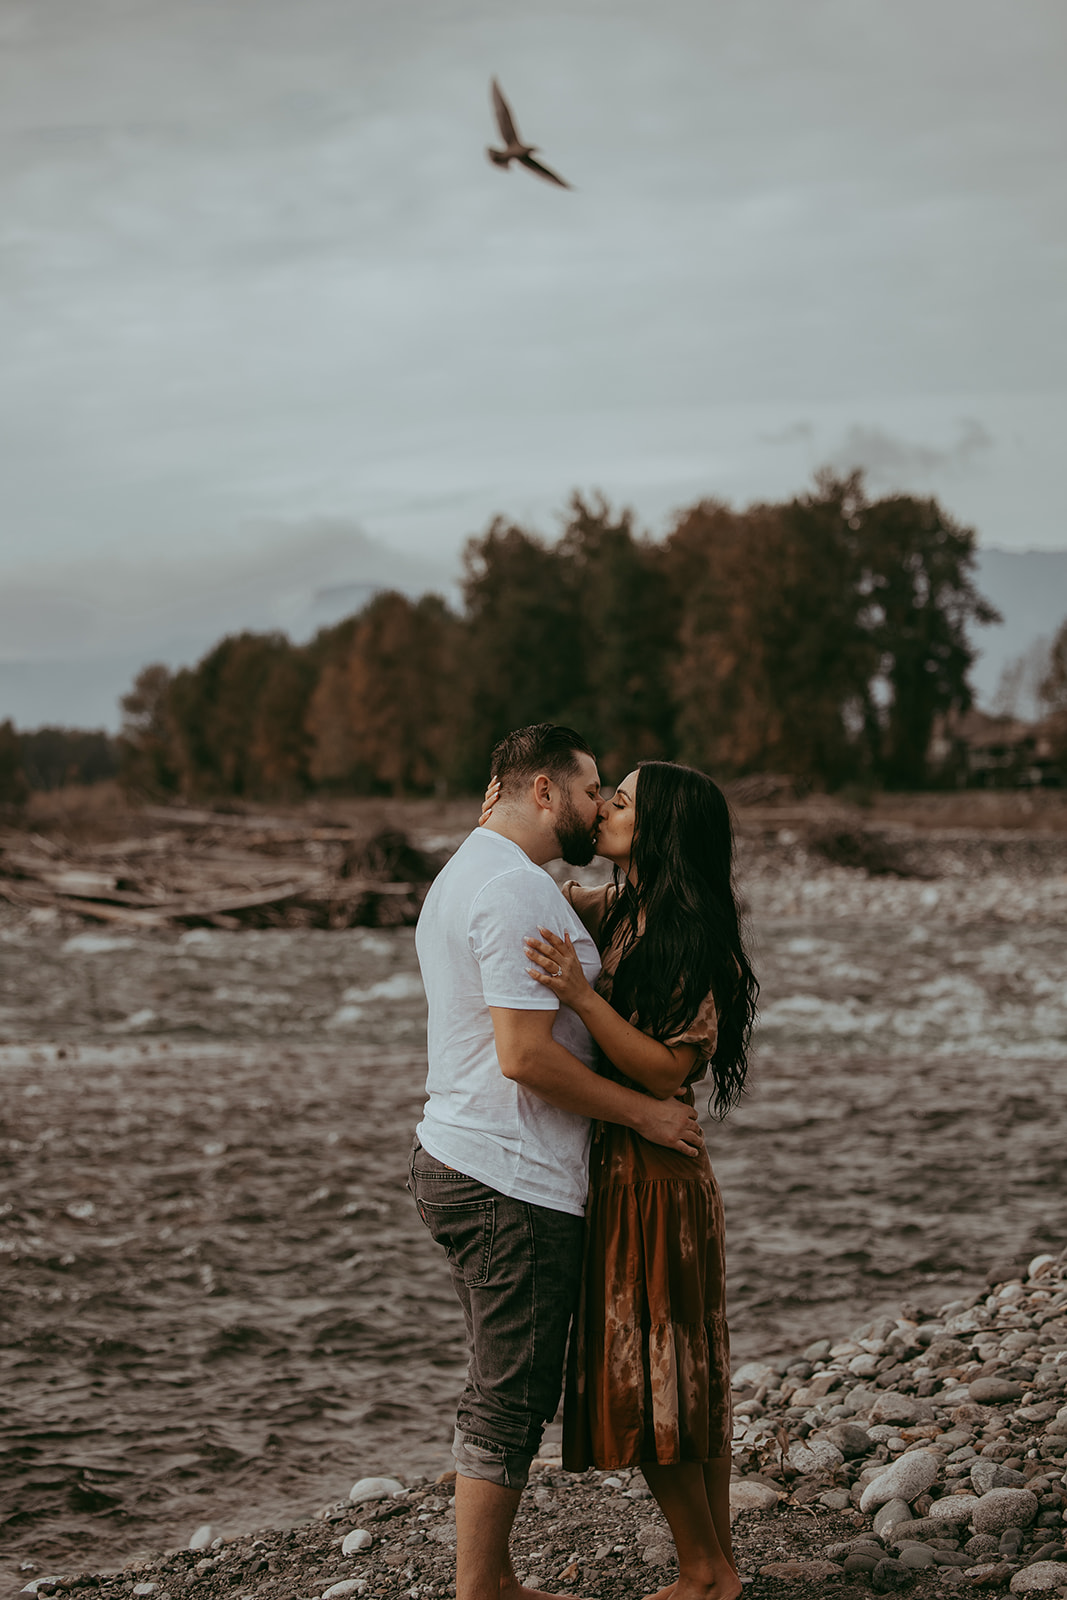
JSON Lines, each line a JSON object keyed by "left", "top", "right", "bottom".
{"left": 599, "top": 761, "right": 758, "bottom": 1117}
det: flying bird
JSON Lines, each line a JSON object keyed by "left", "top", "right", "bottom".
{"left": 486, "top": 78, "right": 572, "bottom": 190}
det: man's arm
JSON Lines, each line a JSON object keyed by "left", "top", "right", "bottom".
{"left": 490, "top": 1007, "right": 702, "bottom": 1154}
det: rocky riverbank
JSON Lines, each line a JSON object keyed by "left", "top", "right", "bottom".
{"left": 16, "top": 1253, "right": 1067, "bottom": 1600}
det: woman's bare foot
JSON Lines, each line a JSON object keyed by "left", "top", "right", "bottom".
{"left": 503, "top": 1584, "right": 593, "bottom": 1600}
{"left": 643, "top": 1576, "right": 741, "bottom": 1600}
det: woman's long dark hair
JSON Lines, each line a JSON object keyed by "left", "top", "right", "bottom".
{"left": 599, "top": 761, "right": 758, "bottom": 1117}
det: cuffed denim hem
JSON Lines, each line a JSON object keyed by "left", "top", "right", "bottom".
{"left": 452, "top": 1427, "right": 533, "bottom": 1492}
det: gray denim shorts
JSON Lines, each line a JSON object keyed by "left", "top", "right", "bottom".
{"left": 409, "top": 1139, "right": 583, "bottom": 1491}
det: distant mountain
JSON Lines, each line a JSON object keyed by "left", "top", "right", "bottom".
{"left": 970, "top": 549, "right": 1067, "bottom": 712}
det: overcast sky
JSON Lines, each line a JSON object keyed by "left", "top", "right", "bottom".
{"left": 1, "top": 0, "right": 1065, "bottom": 726}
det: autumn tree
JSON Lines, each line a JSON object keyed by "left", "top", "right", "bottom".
{"left": 662, "top": 479, "right": 874, "bottom": 782}
{"left": 305, "top": 591, "right": 462, "bottom": 794}
{"left": 166, "top": 632, "right": 315, "bottom": 798}
{"left": 118, "top": 664, "right": 180, "bottom": 797}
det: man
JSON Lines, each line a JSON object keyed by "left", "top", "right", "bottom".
{"left": 410, "top": 723, "right": 702, "bottom": 1600}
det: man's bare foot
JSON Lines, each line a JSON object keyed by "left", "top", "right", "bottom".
{"left": 641, "top": 1583, "right": 677, "bottom": 1600}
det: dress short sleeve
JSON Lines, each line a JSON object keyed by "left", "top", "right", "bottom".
{"left": 561, "top": 880, "right": 616, "bottom": 945}
{"left": 664, "top": 988, "right": 719, "bottom": 1083}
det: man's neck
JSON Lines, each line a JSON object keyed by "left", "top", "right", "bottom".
{"left": 481, "top": 814, "right": 555, "bottom": 868}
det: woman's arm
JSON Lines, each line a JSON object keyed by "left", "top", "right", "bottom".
{"left": 524, "top": 928, "right": 699, "bottom": 1099}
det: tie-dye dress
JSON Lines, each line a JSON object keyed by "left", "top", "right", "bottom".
{"left": 560, "top": 881, "right": 733, "bottom": 1469}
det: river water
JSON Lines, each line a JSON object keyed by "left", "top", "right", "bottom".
{"left": 2, "top": 846, "right": 1066, "bottom": 1586}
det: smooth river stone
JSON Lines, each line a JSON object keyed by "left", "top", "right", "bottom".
{"left": 972, "top": 1488, "right": 1039, "bottom": 1535}
{"left": 825, "top": 1422, "right": 872, "bottom": 1458}
{"left": 788, "top": 1438, "right": 843, "bottom": 1474}
{"left": 969, "top": 1376, "right": 1027, "bottom": 1404}
{"left": 868, "top": 1391, "right": 935, "bottom": 1426}
{"left": 732, "top": 1361, "right": 779, "bottom": 1390}
{"left": 860, "top": 1449, "right": 941, "bottom": 1511}
{"left": 729, "top": 1479, "right": 779, "bottom": 1512}
{"left": 873, "top": 1499, "right": 912, "bottom": 1537}
{"left": 342, "top": 1529, "right": 373, "bottom": 1554}
{"left": 349, "top": 1476, "right": 405, "bottom": 1503}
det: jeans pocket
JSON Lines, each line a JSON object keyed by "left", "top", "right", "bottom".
{"left": 416, "top": 1195, "right": 496, "bottom": 1288}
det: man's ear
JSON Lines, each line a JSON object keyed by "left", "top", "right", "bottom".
{"left": 532, "top": 773, "right": 553, "bottom": 811}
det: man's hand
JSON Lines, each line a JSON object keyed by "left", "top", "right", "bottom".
{"left": 634, "top": 1094, "right": 703, "bottom": 1155}
{"left": 491, "top": 1007, "right": 702, "bottom": 1151}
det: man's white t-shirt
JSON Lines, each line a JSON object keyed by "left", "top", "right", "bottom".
{"left": 414, "top": 828, "right": 602, "bottom": 1217}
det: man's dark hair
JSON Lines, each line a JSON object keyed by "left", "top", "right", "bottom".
{"left": 489, "top": 724, "right": 595, "bottom": 799}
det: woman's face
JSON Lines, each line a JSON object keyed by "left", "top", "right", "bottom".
{"left": 595, "top": 767, "right": 639, "bottom": 872}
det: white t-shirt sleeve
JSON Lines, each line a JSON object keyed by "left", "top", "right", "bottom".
{"left": 468, "top": 869, "right": 565, "bottom": 1011}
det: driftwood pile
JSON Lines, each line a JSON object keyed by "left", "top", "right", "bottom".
{"left": 0, "top": 809, "right": 440, "bottom": 931}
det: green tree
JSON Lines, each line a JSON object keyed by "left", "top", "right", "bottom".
{"left": 856, "top": 488, "right": 1000, "bottom": 787}
{"left": 0, "top": 719, "right": 28, "bottom": 808}
{"left": 1038, "top": 617, "right": 1067, "bottom": 713}
{"left": 457, "top": 520, "right": 582, "bottom": 785}
{"left": 556, "top": 494, "right": 676, "bottom": 776}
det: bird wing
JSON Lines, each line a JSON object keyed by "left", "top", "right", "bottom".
{"left": 491, "top": 78, "right": 521, "bottom": 147}
{"left": 518, "top": 152, "right": 572, "bottom": 189}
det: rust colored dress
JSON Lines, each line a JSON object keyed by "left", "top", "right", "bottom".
{"left": 561, "top": 882, "right": 732, "bottom": 1470}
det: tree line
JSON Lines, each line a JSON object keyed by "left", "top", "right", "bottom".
{"left": 109, "top": 472, "right": 1010, "bottom": 800}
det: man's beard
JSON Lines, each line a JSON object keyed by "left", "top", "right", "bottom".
{"left": 554, "top": 793, "right": 598, "bottom": 867}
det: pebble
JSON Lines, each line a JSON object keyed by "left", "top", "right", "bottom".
{"left": 843, "top": 1551, "right": 879, "bottom": 1573}
{"left": 928, "top": 1495, "right": 980, "bottom": 1526}
{"left": 729, "top": 1479, "right": 779, "bottom": 1512}
{"left": 1010, "top": 1563, "right": 1067, "bottom": 1594}
{"left": 341, "top": 1530, "right": 373, "bottom": 1555}
{"left": 868, "top": 1392, "right": 935, "bottom": 1426}
{"left": 349, "top": 1476, "right": 405, "bottom": 1503}
{"left": 972, "top": 1488, "right": 1040, "bottom": 1535}
{"left": 860, "top": 1447, "right": 941, "bottom": 1510}
{"left": 787, "top": 1438, "right": 842, "bottom": 1474}
{"left": 322, "top": 1583, "right": 366, "bottom": 1599}
{"left": 759, "top": 1559, "right": 843, "bottom": 1579}
{"left": 971, "top": 1376, "right": 1028, "bottom": 1404}
{"left": 896, "top": 1544, "right": 935, "bottom": 1569}
{"left": 732, "top": 1361, "right": 778, "bottom": 1389}
{"left": 825, "top": 1421, "right": 872, "bottom": 1458}
{"left": 966, "top": 1563, "right": 1017, "bottom": 1587}
{"left": 872, "top": 1499, "right": 911, "bottom": 1536}
{"left": 132, "top": 1586, "right": 158, "bottom": 1597}
{"left": 871, "top": 1556, "right": 911, "bottom": 1589}
{"left": 187, "top": 1525, "right": 213, "bottom": 1551}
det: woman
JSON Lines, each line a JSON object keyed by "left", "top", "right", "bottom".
{"left": 484, "top": 760, "right": 757, "bottom": 1600}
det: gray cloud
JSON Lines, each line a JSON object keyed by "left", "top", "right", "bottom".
{"left": 0, "top": 520, "right": 453, "bottom": 666}
{"left": 760, "top": 421, "right": 815, "bottom": 446}
{"left": 827, "top": 419, "right": 994, "bottom": 484}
